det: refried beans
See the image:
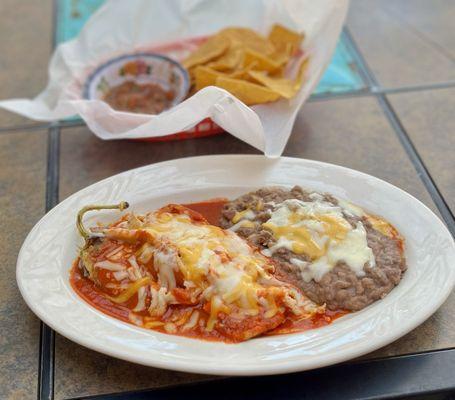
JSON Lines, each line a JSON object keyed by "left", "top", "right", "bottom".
{"left": 220, "top": 186, "right": 406, "bottom": 311}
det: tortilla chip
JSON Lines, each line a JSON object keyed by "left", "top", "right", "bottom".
{"left": 229, "top": 61, "right": 259, "bottom": 80}
{"left": 243, "top": 48, "right": 284, "bottom": 72}
{"left": 207, "top": 46, "right": 243, "bottom": 71}
{"left": 268, "top": 24, "right": 304, "bottom": 57}
{"left": 248, "top": 58, "right": 309, "bottom": 99}
{"left": 248, "top": 71, "right": 296, "bottom": 99}
{"left": 268, "top": 66, "right": 285, "bottom": 79}
{"left": 215, "top": 76, "right": 280, "bottom": 105}
{"left": 183, "top": 25, "right": 307, "bottom": 105}
{"left": 194, "top": 66, "right": 227, "bottom": 91}
{"left": 183, "top": 35, "right": 230, "bottom": 69}
{"left": 218, "top": 27, "right": 276, "bottom": 55}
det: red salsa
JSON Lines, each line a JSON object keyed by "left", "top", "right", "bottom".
{"left": 104, "top": 81, "right": 175, "bottom": 115}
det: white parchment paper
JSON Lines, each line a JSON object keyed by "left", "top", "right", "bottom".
{"left": 0, "top": 0, "right": 348, "bottom": 156}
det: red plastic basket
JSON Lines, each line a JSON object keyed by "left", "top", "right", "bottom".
{"left": 138, "top": 118, "right": 224, "bottom": 142}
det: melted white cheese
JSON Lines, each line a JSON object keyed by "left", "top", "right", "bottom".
{"left": 100, "top": 208, "right": 320, "bottom": 329}
{"left": 309, "top": 192, "right": 323, "bottom": 201}
{"left": 337, "top": 199, "right": 365, "bottom": 217}
{"left": 262, "top": 236, "right": 295, "bottom": 257}
{"left": 95, "top": 260, "right": 125, "bottom": 271}
{"left": 229, "top": 219, "right": 256, "bottom": 232}
{"left": 142, "top": 212, "right": 278, "bottom": 318}
{"left": 105, "top": 246, "right": 124, "bottom": 259}
{"left": 133, "top": 286, "right": 147, "bottom": 312}
{"left": 326, "top": 222, "right": 375, "bottom": 275}
{"left": 263, "top": 198, "right": 375, "bottom": 282}
{"left": 113, "top": 270, "right": 129, "bottom": 281}
{"left": 153, "top": 247, "right": 179, "bottom": 290}
{"left": 182, "top": 311, "right": 200, "bottom": 331}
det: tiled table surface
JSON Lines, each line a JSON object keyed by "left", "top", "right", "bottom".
{"left": 1, "top": 1, "right": 454, "bottom": 399}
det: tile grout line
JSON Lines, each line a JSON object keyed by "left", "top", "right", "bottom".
{"left": 308, "top": 79, "right": 455, "bottom": 103}
{"left": 343, "top": 28, "right": 455, "bottom": 236}
{"left": 0, "top": 122, "right": 51, "bottom": 134}
{"left": 38, "top": 1, "right": 61, "bottom": 399}
{"left": 308, "top": 88, "right": 372, "bottom": 102}
{"left": 374, "top": 80, "right": 455, "bottom": 95}
{"left": 38, "top": 124, "right": 60, "bottom": 400}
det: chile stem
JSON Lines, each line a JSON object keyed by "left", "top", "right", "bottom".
{"left": 76, "top": 201, "right": 129, "bottom": 241}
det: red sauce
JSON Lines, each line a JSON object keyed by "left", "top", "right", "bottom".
{"left": 70, "top": 262, "right": 237, "bottom": 342}
{"left": 267, "top": 310, "right": 347, "bottom": 336}
{"left": 71, "top": 262, "right": 131, "bottom": 321}
{"left": 70, "top": 199, "right": 348, "bottom": 342}
{"left": 183, "top": 198, "right": 228, "bottom": 225}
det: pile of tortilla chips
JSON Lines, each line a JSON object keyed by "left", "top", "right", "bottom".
{"left": 183, "top": 24, "right": 308, "bottom": 106}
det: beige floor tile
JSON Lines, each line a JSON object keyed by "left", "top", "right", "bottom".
{"left": 347, "top": 0, "right": 455, "bottom": 87}
{"left": 387, "top": 87, "right": 455, "bottom": 214}
{"left": 0, "top": 130, "right": 47, "bottom": 399}
{"left": 0, "top": 1, "right": 53, "bottom": 127}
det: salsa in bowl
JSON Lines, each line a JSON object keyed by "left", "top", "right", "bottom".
{"left": 83, "top": 53, "right": 190, "bottom": 115}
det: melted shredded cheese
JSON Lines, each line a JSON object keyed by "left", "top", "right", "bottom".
{"left": 105, "top": 246, "right": 124, "bottom": 259}
{"left": 232, "top": 209, "right": 256, "bottom": 223}
{"left": 182, "top": 311, "right": 200, "bottom": 331}
{"left": 113, "top": 270, "right": 129, "bottom": 281}
{"left": 229, "top": 219, "right": 256, "bottom": 232}
{"left": 133, "top": 286, "right": 147, "bottom": 312}
{"left": 92, "top": 206, "right": 319, "bottom": 334}
{"left": 366, "top": 214, "right": 396, "bottom": 238}
{"left": 262, "top": 198, "right": 376, "bottom": 282}
{"left": 108, "top": 277, "right": 150, "bottom": 303}
{"left": 143, "top": 211, "right": 275, "bottom": 326}
{"left": 148, "top": 287, "right": 169, "bottom": 317}
{"left": 337, "top": 199, "right": 365, "bottom": 217}
{"left": 95, "top": 260, "right": 125, "bottom": 271}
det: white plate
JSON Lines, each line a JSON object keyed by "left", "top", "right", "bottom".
{"left": 17, "top": 155, "right": 455, "bottom": 376}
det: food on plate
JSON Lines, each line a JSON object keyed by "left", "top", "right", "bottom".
{"left": 71, "top": 186, "right": 405, "bottom": 343}
{"left": 220, "top": 186, "right": 406, "bottom": 311}
{"left": 103, "top": 81, "right": 175, "bottom": 115}
{"left": 73, "top": 202, "right": 342, "bottom": 343}
{"left": 183, "top": 24, "right": 307, "bottom": 105}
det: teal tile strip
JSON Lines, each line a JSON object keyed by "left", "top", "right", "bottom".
{"left": 56, "top": 0, "right": 105, "bottom": 43}
{"left": 315, "top": 32, "right": 365, "bottom": 94}
{"left": 55, "top": 0, "right": 366, "bottom": 95}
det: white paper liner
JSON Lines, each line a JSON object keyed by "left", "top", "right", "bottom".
{"left": 0, "top": 0, "right": 349, "bottom": 156}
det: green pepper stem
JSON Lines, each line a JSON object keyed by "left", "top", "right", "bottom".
{"left": 76, "top": 201, "right": 129, "bottom": 240}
